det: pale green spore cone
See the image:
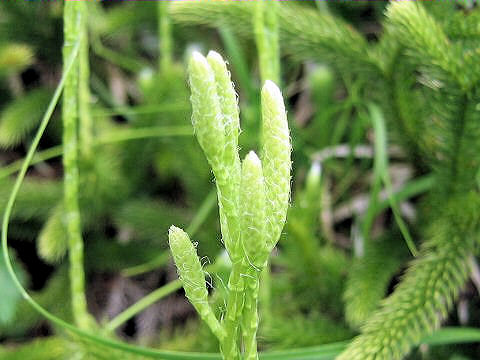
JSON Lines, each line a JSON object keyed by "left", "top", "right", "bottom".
{"left": 261, "top": 80, "right": 291, "bottom": 251}
{"left": 189, "top": 51, "right": 241, "bottom": 262}
{"left": 240, "top": 151, "right": 268, "bottom": 270}
{"left": 168, "top": 226, "right": 225, "bottom": 341}
{"left": 188, "top": 51, "right": 226, "bottom": 170}
{"left": 206, "top": 50, "right": 242, "bottom": 262}
{"left": 207, "top": 50, "right": 241, "bottom": 168}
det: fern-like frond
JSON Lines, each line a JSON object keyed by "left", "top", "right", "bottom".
{"left": 385, "top": 2, "right": 480, "bottom": 193}
{"left": 424, "top": 84, "right": 480, "bottom": 194}
{"left": 338, "top": 193, "right": 480, "bottom": 360}
{"left": 170, "top": 2, "right": 377, "bottom": 73}
{"left": 445, "top": 9, "right": 480, "bottom": 40}
{"left": 386, "top": 2, "right": 462, "bottom": 88}
{"left": 0, "top": 89, "right": 52, "bottom": 148}
{"left": 343, "top": 233, "right": 406, "bottom": 329}
{"left": 266, "top": 311, "right": 352, "bottom": 349}
{"left": 387, "top": 2, "right": 480, "bottom": 92}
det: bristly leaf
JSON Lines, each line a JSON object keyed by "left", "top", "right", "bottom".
{"left": 343, "top": 234, "right": 406, "bottom": 329}
{"left": 386, "top": 2, "right": 464, "bottom": 89}
{"left": 37, "top": 204, "right": 68, "bottom": 264}
{"left": 0, "top": 43, "right": 34, "bottom": 74}
{"left": 170, "top": 2, "right": 376, "bottom": 73}
{"left": 0, "top": 89, "right": 52, "bottom": 148}
{"left": 339, "top": 193, "right": 480, "bottom": 360}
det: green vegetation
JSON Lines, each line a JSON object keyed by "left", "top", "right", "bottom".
{"left": 1, "top": 1, "right": 480, "bottom": 360}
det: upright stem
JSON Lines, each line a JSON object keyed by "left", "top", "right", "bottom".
{"left": 254, "top": 0, "right": 280, "bottom": 85}
{"left": 242, "top": 271, "right": 260, "bottom": 360}
{"left": 222, "top": 262, "right": 245, "bottom": 360}
{"left": 78, "top": 2, "right": 93, "bottom": 163}
{"left": 158, "top": 2, "right": 172, "bottom": 74}
{"left": 258, "top": 264, "right": 272, "bottom": 329}
{"left": 63, "top": 0, "right": 90, "bottom": 330}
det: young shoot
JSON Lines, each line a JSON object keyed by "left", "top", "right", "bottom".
{"left": 168, "top": 50, "right": 291, "bottom": 360}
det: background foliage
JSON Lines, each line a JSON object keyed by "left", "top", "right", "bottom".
{"left": 1, "top": 1, "right": 480, "bottom": 359}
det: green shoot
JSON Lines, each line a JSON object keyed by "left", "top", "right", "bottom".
{"left": 168, "top": 51, "right": 291, "bottom": 359}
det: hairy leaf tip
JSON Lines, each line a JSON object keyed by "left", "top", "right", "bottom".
{"left": 189, "top": 51, "right": 209, "bottom": 73}
{"left": 206, "top": 50, "right": 224, "bottom": 64}
{"left": 241, "top": 151, "right": 267, "bottom": 269}
{"left": 188, "top": 50, "right": 225, "bottom": 168}
{"left": 262, "top": 80, "right": 284, "bottom": 109}
{"left": 245, "top": 151, "right": 261, "bottom": 168}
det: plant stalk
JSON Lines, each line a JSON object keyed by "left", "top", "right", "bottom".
{"left": 242, "top": 271, "right": 260, "bottom": 360}
{"left": 222, "top": 262, "right": 245, "bottom": 359}
{"left": 63, "top": 0, "right": 90, "bottom": 330}
{"left": 158, "top": 1, "right": 173, "bottom": 73}
{"left": 78, "top": 2, "right": 93, "bottom": 163}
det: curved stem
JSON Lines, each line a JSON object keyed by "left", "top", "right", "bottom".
{"left": 0, "top": 126, "right": 193, "bottom": 181}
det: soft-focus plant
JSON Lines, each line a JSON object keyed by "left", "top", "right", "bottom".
{"left": 2, "top": 1, "right": 480, "bottom": 360}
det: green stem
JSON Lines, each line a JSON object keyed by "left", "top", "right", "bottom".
{"left": 78, "top": 1, "right": 93, "bottom": 163}
{"left": 218, "top": 26, "right": 255, "bottom": 103}
{"left": 91, "top": 103, "right": 188, "bottom": 117}
{"left": 96, "top": 126, "right": 192, "bottom": 144}
{"left": 108, "top": 260, "right": 224, "bottom": 335}
{"left": 63, "top": 0, "right": 90, "bottom": 330}
{"left": 0, "top": 145, "right": 63, "bottom": 180}
{"left": 258, "top": 264, "right": 271, "bottom": 330}
{"left": 121, "top": 252, "right": 170, "bottom": 278}
{"left": 158, "top": 1, "right": 173, "bottom": 73}
{"left": 242, "top": 272, "right": 260, "bottom": 360}
{"left": 105, "top": 280, "right": 182, "bottom": 332}
{"left": 254, "top": 0, "right": 280, "bottom": 85}
{"left": 91, "top": 34, "right": 145, "bottom": 73}
{"left": 0, "top": 126, "right": 194, "bottom": 181}
{"left": 222, "top": 262, "right": 245, "bottom": 360}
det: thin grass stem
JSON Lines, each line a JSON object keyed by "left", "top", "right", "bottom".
{"left": 105, "top": 280, "right": 182, "bottom": 332}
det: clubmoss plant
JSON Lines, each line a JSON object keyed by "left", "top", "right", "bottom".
{"left": 168, "top": 50, "right": 291, "bottom": 360}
